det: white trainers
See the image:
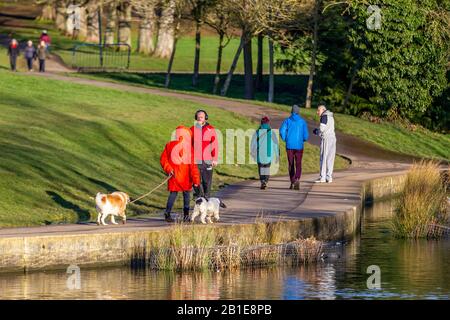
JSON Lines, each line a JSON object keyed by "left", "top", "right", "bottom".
{"left": 326, "top": 179, "right": 333, "bottom": 183}
{"left": 314, "top": 178, "right": 326, "bottom": 183}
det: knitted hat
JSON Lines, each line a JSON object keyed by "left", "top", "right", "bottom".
{"left": 291, "top": 104, "right": 300, "bottom": 114}
{"left": 261, "top": 116, "right": 270, "bottom": 124}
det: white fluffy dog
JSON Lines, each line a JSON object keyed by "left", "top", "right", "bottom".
{"left": 95, "top": 191, "right": 130, "bottom": 225}
{"left": 191, "top": 197, "right": 226, "bottom": 224}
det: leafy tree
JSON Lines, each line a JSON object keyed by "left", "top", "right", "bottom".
{"left": 348, "top": 0, "right": 450, "bottom": 121}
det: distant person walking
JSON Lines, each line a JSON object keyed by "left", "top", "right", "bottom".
{"left": 39, "top": 30, "right": 51, "bottom": 53}
{"left": 190, "top": 110, "right": 218, "bottom": 199}
{"left": 280, "top": 105, "right": 309, "bottom": 190}
{"left": 7, "top": 39, "right": 19, "bottom": 71}
{"left": 313, "top": 105, "right": 336, "bottom": 183}
{"left": 24, "top": 40, "right": 36, "bottom": 72}
{"left": 36, "top": 41, "right": 49, "bottom": 72}
{"left": 251, "top": 116, "right": 280, "bottom": 190}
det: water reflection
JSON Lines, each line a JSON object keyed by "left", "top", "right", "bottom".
{"left": 0, "top": 199, "right": 448, "bottom": 299}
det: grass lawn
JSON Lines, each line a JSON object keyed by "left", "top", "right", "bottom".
{"left": 73, "top": 72, "right": 450, "bottom": 161}
{"left": 0, "top": 70, "right": 347, "bottom": 227}
{"left": 0, "top": 47, "right": 9, "bottom": 69}
{"left": 75, "top": 72, "right": 307, "bottom": 106}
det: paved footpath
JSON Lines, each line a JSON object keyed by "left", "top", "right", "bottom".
{"left": 0, "top": 66, "right": 415, "bottom": 238}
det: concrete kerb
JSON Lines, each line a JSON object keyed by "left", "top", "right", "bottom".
{"left": 0, "top": 172, "right": 407, "bottom": 273}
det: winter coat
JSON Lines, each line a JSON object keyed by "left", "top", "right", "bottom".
{"left": 36, "top": 45, "right": 48, "bottom": 60}
{"left": 40, "top": 34, "right": 51, "bottom": 45}
{"left": 250, "top": 123, "right": 280, "bottom": 165}
{"left": 8, "top": 43, "right": 19, "bottom": 57}
{"left": 24, "top": 46, "right": 36, "bottom": 59}
{"left": 280, "top": 113, "right": 309, "bottom": 150}
{"left": 318, "top": 110, "right": 336, "bottom": 139}
{"left": 160, "top": 126, "right": 201, "bottom": 192}
{"left": 190, "top": 122, "right": 218, "bottom": 164}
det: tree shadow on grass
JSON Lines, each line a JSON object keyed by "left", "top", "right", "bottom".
{"left": 46, "top": 191, "right": 91, "bottom": 223}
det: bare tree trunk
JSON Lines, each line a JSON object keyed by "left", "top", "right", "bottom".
{"left": 213, "top": 32, "right": 224, "bottom": 95}
{"left": 105, "top": 2, "right": 117, "bottom": 45}
{"left": 138, "top": 6, "right": 156, "bottom": 54}
{"left": 243, "top": 30, "right": 254, "bottom": 100}
{"left": 165, "top": 38, "right": 178, "bottom": 88}
{"left": 268, "top": 38, "right": 274, "bottom": 103}
{"left": 154, "top": 0, "right": 175, "bottom": 58}
{"left": 343, "top": 57, "right": 362, "bottom": 108}
{"left": 255, "top": 33, "right": 263, "bottom": 91}
{"left": 73, "top": 6, "right": 87, "bottom": 39}
{"left": 192, "top": 19, "right": 202, "bottom": 86}
{"left": 55, "top": 0, "right": 67, "bottom": 31}
{"left": 65, "top": 2, "right": 85, "bottom": 39}
{"left": 221, "top": 36, "right": 244, "bottom": 97}
{"left": 117, "top": 1, "right": 132, "bottom": 48}
{"left": 165, "top": 18, "right": 181, "bottom": 88}
{"left": 305, "top": 0, "right": 320, "bottom": 109}
{"left": 86, "top": 2, "right": 100, "bottom": 42}
{"left": 38, "top": 3, "right": 56, "bottom": 21}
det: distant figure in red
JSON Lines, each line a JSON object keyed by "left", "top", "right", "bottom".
{"left": 7, "top": 39, "right": 19, "bottom": 71}
{"left": 39, "top": 30, "right": 51, "bottom": 53}
{"left": 160, "top": 126, "right": 200, "bottom": 222}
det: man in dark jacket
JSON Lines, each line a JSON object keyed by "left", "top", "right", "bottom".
{"left": 280, "top": 105, "right": 309, "bottom": 190}
{"left": 7, "top": 39, "right": 19, "bottom": 71}
{"left": 190, "top": 110, "right": 219, "bottom": 199}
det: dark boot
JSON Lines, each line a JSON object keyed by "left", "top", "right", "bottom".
{"left": 164, "top": 213, "right": 174, "bottom": 223}
{"left": 289, "top": 183, "right": 294, "bottom": 190}
{"left": 183, "top": 208, "right": 190, "bottom": 222}
{"left": 294, "top": 180, "right": 300, "bottom": 190}
{"left": 261, "top": 182, "right": 267, "bottom": 190}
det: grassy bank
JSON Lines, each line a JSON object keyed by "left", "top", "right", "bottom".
{"left": 75, "top": 72, "right": 308, "bottom": 107}
{"left": 0, "top": 70, "right": 347, "bottom": 227}
{"left": 75, "top": 72, "right": 450, "bottom": 161}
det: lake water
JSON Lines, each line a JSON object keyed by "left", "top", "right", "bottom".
{"left": 0, "top": 200, "right": 448, "bottom": 299}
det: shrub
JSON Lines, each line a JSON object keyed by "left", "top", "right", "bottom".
{"left": 392, "top": 161, "right": 448, "bottom": 238}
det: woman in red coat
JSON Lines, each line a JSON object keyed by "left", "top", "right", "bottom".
{"left": 160, "top": 126, "right": 200, "bottom": 222}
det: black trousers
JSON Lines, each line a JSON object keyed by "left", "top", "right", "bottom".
{"left": 39, "top": 59, "right": 45, "bottom": 72}
{"left": 196, "top": 162, "right": 213, "bottom": 198}
{"left": 258, "top": 163, "right": 271, "bottom": 183}
{"left": 165, "top": 191, "right": 190, "bottom": 214}
{"left": 26, "top": 58, "right": 33, "bottom": 70}
{"left": 9, "top": 56, "right": 17, "bottom": 71}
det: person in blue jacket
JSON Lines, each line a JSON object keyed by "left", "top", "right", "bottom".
{"left": 280, "top": 105, "right": 309, "bottom": 190}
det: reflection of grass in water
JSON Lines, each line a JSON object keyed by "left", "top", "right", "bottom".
{"left": 131, "top": 219, "right": 323, "bottom": 271}
{"left": 392, "top": 161, "right": 448, "bottom": 238}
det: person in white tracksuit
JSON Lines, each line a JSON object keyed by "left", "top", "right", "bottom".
{"left": 313, "top": 105, "right": 336, "bottom": 183}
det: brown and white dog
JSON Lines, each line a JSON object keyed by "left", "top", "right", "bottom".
{"left": 95, "top": 191, "right": 129, "bottom": 225}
